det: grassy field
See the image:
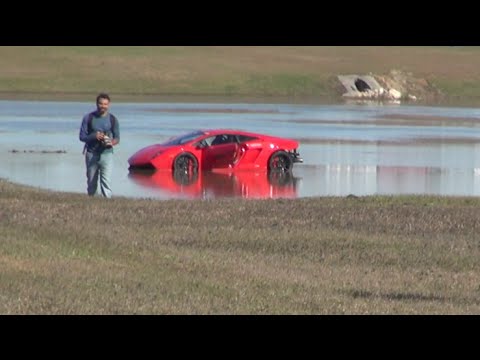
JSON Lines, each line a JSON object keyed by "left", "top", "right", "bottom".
{"left": 1, "top": 46, "right": 480, "bottom": 103}
{"left": 1, "top": 179, "right": 480, "bottom": 314}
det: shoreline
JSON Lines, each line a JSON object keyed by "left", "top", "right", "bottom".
{"left": 1, "top": 91, "right": 480, "bottom": 108}
{"left": 1, "top": 175, "right": 478, "bottom": 201}
{"left": 0, "top": 91, "right": 340, "bottom": 105}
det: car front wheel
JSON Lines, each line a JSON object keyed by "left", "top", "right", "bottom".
{"left": 173, "top": 153, "right": 198, "bottom": 173}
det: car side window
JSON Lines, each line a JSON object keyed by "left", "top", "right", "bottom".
{"left": 200, "top": 136, "right": 216, "bottom": 147}
{"left": 237, "top": 135, "right": 258, "bottom": 143}
{"left": 211, "top": 134, "right": 237, "bottom": 146}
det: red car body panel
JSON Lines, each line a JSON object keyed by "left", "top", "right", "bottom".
{"left": 128, "top": 129, "right": 302, "bottom": 171}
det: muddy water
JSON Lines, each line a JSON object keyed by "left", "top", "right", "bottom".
{"left": 0, "top": 100, "right": 479, "bottom": 199}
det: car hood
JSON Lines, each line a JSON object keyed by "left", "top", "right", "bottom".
{"left": 128, "top": 144, "right": 172, "bottom": 165}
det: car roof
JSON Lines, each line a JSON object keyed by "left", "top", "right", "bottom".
{"left": 200, "top": 129, "right": 264, "bottom": 138}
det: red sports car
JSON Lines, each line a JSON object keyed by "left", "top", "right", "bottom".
{"left": 128, "top": 129, "right": 303, "bottom": 172}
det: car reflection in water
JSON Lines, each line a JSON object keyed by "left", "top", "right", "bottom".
{"left": 128, "top": 169, "right": 299, "bottom": 199}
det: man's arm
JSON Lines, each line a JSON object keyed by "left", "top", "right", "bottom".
{"left": 111, "top": 115, "right": 120, "bottom": 146}
{"left": 79, "top": 113, "right": 98, "bottom": 143}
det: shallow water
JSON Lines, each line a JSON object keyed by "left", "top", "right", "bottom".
{"left": 0, "top": 100, "right": 479, "bottom": 199}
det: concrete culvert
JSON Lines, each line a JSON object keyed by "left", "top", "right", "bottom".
{"left": 338, "top": 75, "right": 389, "bottom": 100}
{"left": 354, "top": 78, "right": 371, "bottom": 92}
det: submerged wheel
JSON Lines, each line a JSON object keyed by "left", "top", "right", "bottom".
{"left": 268, "top": 151, "right": 293, "bottom": 172}
{"left": 173, "top": 153, "right": 198, "bottom": 173}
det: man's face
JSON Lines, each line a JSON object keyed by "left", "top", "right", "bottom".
{"left": 97, "top": 98, "right": 110, "bottom": 115}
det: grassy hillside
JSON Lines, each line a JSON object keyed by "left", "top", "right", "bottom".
{"left": 1, "top": 46, "right": 480, "bottom": 102}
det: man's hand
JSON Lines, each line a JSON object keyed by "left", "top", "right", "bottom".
{"left": 96, "top": 131, "right": 105, "bottom": 141}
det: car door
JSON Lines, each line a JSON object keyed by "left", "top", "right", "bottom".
{"left": 202, "top": 134, "right": 239, "bottom": 169}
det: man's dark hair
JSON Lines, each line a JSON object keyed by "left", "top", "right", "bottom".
{"left": 96, "top": 93, "right": 111, "bottom": 103}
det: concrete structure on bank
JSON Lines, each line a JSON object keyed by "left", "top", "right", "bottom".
{"left": 337, "top": 74, "right": 407, "bottom": 101}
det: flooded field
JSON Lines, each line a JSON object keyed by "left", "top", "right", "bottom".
{"left": 0, "top": 100, "right": 479, "bottom": 199}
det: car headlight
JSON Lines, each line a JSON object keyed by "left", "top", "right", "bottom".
{"left": 151, "top": 151, "right": 164, "bottom": 159}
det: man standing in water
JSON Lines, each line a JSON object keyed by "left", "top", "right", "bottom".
{"left": 79, "top": 93, "right": 120, "bottom": 198}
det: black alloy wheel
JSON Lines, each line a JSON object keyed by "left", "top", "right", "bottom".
{"left": 173, "top": 153, "right": 198, "bottom": 173}
{"left": 268, "top": 151, "right": 293, "bottom": 172}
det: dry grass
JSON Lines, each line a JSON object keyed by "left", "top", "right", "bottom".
{"left": 1, "top": 46, "right": 480, "bottom": 102}
{"left": 1, "top": 178, "right": 480, "bottom": 314}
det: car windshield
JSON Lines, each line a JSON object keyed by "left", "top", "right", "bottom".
{"left": 161, "top": 130, "right": 205, "bottom": 146}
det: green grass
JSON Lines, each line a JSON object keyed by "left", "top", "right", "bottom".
{"left": 434, "top": 79, "right": 480, "bottom": 99}
{"left": 2, "top": 46, "right": 480, "bottom": 102}
{"left": 2, "top": 179, "right": 480, "bottom": 314}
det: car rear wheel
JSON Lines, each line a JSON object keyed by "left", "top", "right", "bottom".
{"left": 173, "top": 153, "right": 198, "bottom": 173}
{"left": 268, "top": 151, "right": 293, "bottom": 172}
